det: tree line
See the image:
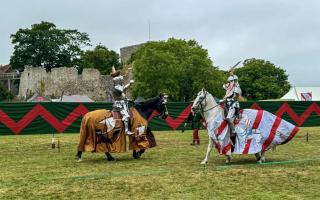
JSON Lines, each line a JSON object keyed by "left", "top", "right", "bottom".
{"left": 0, "top": 21, "right": 291, "bottom": 101}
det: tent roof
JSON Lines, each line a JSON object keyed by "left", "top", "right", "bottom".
{"left": 60, "top": 95, "right": 94, "bottom": 102}
{"left": 27, "top": 94, "right": 51, "bottom": 102}
{"left": 280, "top": 87, "right": 320, "bottom": 101}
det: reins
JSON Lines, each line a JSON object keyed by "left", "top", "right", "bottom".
{"left": 203, "top": 104, "right": 220, "bottom": 112}
{"left": 197, "top": 91, "right": 220, "bottom": 116}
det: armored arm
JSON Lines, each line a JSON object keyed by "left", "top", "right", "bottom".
{"left": 123, "top": 80, "right": 134, "bottom": 91}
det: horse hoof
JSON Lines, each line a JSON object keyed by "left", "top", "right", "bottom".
{"left": 257, "top": 157, "right": 266, "bottom": 164}
{"left": 200, "top": 160, "right": 208, "bottom": 165}
{"left": 225, "top": 157, "right": 232, "bottom": 164}
{"left": 133, "top": 150, "right": 141, "bottom": 159}
{"left": 75, "top": 155, "right": 82, "bottom": 162}
{"left": 133, "top": 153, "right": 140, "bottom": 159}
{"left": 107, "top": 157, "right": 115, "bottom": 161}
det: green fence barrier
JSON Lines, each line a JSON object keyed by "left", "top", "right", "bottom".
{"left": 0, "top": 101, "right": 319, "bottom": 135}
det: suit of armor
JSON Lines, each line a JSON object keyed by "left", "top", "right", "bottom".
{"left": 222, "top": 74, "right": 242, "bottom": 136}
{"left": 111, "top": 73, "right": 134, "bottom": 135}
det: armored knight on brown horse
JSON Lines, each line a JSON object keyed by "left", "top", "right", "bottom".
{"left": 76, "top": 67, "right": 168, "bottom": 161}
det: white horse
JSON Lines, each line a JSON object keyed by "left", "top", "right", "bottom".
{"left": 191, "top": 89, "right": 298, "bottom": 165}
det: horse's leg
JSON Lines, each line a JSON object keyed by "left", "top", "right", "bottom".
{"left": 260, "top": 151, "right": 266, "bottom": 162}
{"left": 105, "top": 152, "right": 115, "bottom": 161}
{"left": 225, "top": 153, "right": 233, "bottom": 164}
{"left": 255, "top": 152, "right": 261, "bottom": 162}
{"left": 133, "top": 149, "right": 146, "bottom": 159}
{"left": 200, "top": 136, "right": 214, "bottom": 165}
{"left": 133, "top": 150, "right": 139, "bottom": 159}
{"left": 75, "top": 151, "right": 82, "bottom": 162}
{"left": 138, "top": 149, "right": 145, "bottom": 157}
{"left": 255, "top": 151, "right": 266, "bottom": 163}
{"left": 225, "top": 135, "right": 233, "bottom": 164}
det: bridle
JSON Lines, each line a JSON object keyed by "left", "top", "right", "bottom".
{"left": 193, "top": 91, "right": 219, "bottom": 114}
{"left": 155, "top": 98, "right": 169, "bottom": 119}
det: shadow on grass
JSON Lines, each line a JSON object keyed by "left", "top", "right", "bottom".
{"left": 214, "top": 156, "right": 320, "bottom": 170}
{"left": 76, "top": 154, "right": 151, "bottom": 164}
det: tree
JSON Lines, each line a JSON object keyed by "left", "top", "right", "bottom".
{"left": 80, "top": 45, "right": 120, "bottom": 75}
{"left": 235, "top": 58, "right": 291, "bottom": 100}
{"left": 131, "top": 38, "right": 225, "bottom": 101}
{"left": 10, "top": 21, "right": 91, "bottom": 71}
{"left": 0, "top": 83, "right": 13, "bottom": 101}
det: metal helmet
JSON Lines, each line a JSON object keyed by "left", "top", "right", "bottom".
{"left": 227, "top": 75, "right": 238, "bottom": 82}
{"left": 110, "top": 66, "right": 121, "bottom": 77}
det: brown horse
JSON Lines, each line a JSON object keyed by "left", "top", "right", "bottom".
{"left": 76, "top": 94, "right": 168, "bottom": 161}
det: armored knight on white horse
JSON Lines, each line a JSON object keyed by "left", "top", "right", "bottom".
{"left": 191, "top": 63, "right": 298, "bottom": 165}
{"left": 221, "top": 63, "right": 242, "bottom": 145}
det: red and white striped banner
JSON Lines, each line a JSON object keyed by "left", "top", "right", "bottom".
{"left": 301, "top": 92, "right": 312, "bottom": 101}
{"left": 206, "top": 109, "right": 299, "bottom": 155}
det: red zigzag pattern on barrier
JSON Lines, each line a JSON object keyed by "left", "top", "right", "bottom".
{"left": 1, "top": 102, "right": 320, "bottom": 134}
{"left": 275, "top": 102, "right": 320, "bottom": 126}
{"left": 0, "top": 104, "right": 89, "bottom": 134}
{"left": 250, "top": 102, "right": 320, "bottom": 126}
{"left": 147, "top": 104, "right": 192, "bottom": 130}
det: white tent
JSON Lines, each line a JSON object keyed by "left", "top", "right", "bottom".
{"left": 27, "top": 94, "right": 51, "bottom": 102}
{"left": 58, "top": 95, "right": 94, "bottom": 102}
{"left": 280, "top": 87, "right": 320, "bottom": 101}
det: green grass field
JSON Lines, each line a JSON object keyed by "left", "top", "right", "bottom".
{"left": 0, "top": 127, "right": 319, "bottom": 200}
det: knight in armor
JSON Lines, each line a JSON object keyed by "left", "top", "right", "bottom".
{"left": 221, "top": 69, "right": 242, "bottom": 138}
{"left": 110, "top": 66, "right": 134, "bottom": 136}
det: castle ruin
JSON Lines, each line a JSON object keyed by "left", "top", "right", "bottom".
{"left": 18, "top": 66, "right": 114, "bottom": 101}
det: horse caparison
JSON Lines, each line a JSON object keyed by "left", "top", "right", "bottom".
{"left": 76, "top": 94, "right": 168, "bottom": 161}
{"left": 191, "top": 89, "right": 298, "bottom": 165}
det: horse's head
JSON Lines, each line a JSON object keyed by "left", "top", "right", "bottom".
{"left": 191, "top": 88, "right": 207, "bottom": 114}
{"left": 134, "top": 93, "right": 169, "bottom": 120}
{"left": 157, "top": 93, "right": 169, "bottom": 119}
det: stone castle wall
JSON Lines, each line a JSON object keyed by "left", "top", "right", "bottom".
{"left": 120, "top": 44, "right": 142, "bottom": 64}
{"left": 18, "top": 66, "right": 115, "bottom": 101}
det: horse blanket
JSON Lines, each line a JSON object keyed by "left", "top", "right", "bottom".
{"left": 128, "top": 108, "right": 157, "bottom": 150}
{"left": 77, "top": 108, "right": 157, "bottom": 153}
{"left": 206, "top": 109, "right": 299, "bottom": 155}
{"left": 78, "top": 109, "right": 125, "bottom": 153}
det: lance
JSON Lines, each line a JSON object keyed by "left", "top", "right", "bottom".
{"left": 228, "top": 61, "right": 242, "bottom": 72}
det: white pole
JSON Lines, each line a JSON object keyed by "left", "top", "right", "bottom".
{"left": 148, "top": 20, "right": 151, "bottom": 41}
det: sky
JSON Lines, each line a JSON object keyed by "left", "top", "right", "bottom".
{"left": 1, "top": 0, "right": 319, "bottom": 86}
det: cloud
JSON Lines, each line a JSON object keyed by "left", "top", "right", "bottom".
{"left": 1, "top": 0, "right": 320, "bottom": 86}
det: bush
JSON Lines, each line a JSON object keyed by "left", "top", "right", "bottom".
{"left": 0, "top": 82, "right": 14, "bottom": 101}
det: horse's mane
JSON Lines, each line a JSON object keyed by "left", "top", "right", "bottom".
{"left": 132, "top": 96, "right": 162, "bottom": 119}
{"left": 202, "top": 90, "right": 219, "bottom": 105}
{"left": 212, "top": 96, "right": 220, "bottom": 104}
{"left": 134, "top": 96, "right": 160, "bottom": 109}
